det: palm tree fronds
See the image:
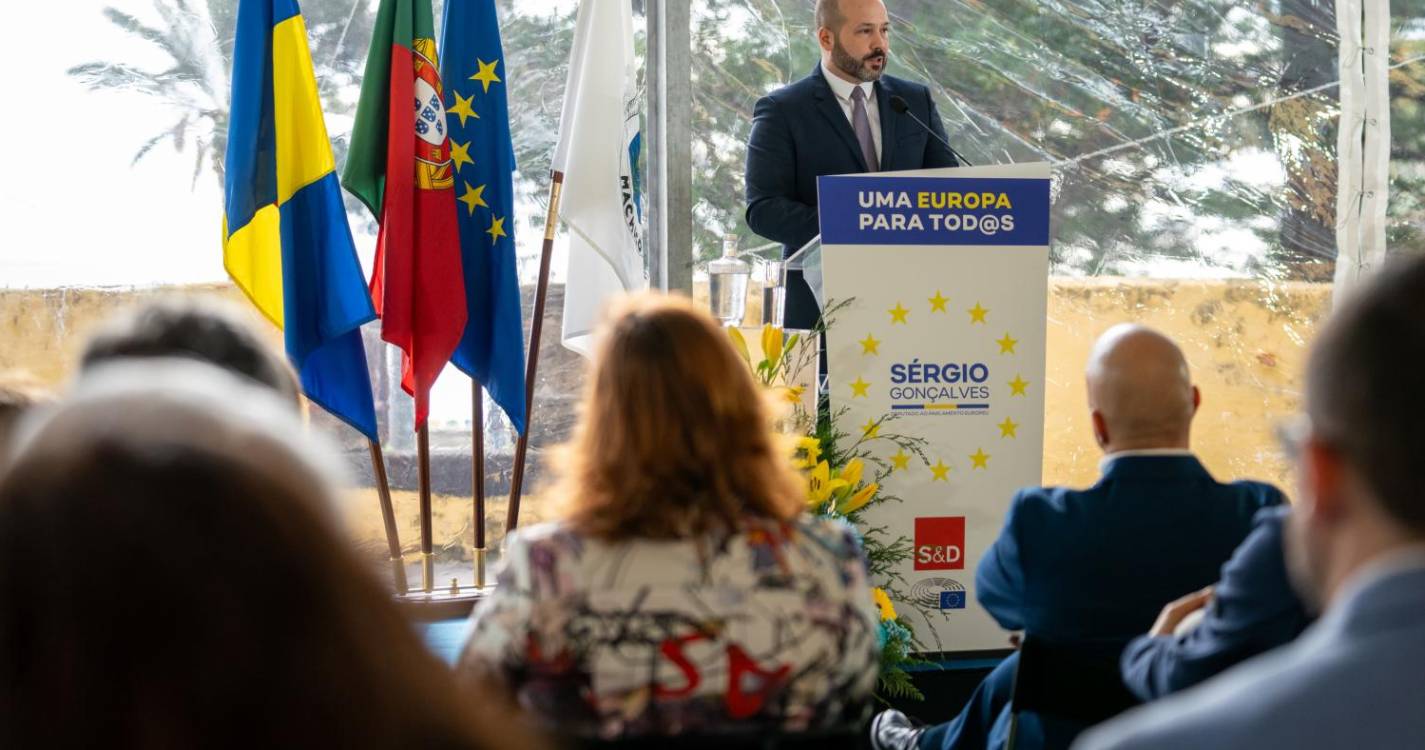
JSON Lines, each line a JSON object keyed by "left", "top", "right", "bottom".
{"left": 101, "top": 7, "right": 172, "bottom": 51}
{"left": 131, "top": 130, "right": 173, "bottom": 166}
{"left": 172, "top": 115, "right": 190, "bottom": 153}
{"left": 192, "top": 135, "right": 209, "bottom": 188}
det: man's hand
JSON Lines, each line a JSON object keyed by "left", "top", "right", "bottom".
{"left": 1148, "top": 586, "right": 1214, "bottom": 637}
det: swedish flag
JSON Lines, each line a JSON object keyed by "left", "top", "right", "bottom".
{"left": 222, "top": 0, "right": 379, "bottom": 440}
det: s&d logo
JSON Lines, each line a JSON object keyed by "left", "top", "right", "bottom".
{"left": 914, "top": 516, "right": 966, "bottom": 571}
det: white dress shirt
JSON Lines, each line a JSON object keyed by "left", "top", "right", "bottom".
{"left": 820, "top": 60, "right": 882, "bottom": 164}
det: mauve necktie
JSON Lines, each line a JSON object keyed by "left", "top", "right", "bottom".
{"left": 850, "top": 86, "right": 879, "bottom": 172}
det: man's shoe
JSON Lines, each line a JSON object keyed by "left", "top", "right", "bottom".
{"left": 870, "top": 709, "right": 925, "bottom": 750}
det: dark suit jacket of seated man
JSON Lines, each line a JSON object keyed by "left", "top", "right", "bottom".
{"left": 744, "top": 63, "right": 958, "bottom": 330}
{"left": 1119, "top": 505, "right": 1312, "bottom": 702}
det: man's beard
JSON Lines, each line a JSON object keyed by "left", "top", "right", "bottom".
{"left": 831, "top": 37, "right": 887, "bottom": 82}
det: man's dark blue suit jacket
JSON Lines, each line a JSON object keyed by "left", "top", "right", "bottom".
{"left": 973, "top": 455, "right": 1284, "bottom": 750}
{"left": 744, "top": 64, "right": 958, "bottom": 329}
{"left": 1118, "top": 506, "right": 1311, "bottom": 702}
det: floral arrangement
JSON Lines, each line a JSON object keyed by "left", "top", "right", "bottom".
{"left": 729, "top": 316, "right": 935, "bottom": 701}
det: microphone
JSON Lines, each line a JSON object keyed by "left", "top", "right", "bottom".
{"left": 889, "top": 94, "right": 973, "bottom": 167}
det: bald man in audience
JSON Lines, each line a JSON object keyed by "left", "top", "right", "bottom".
{"left": 872, "top": 325, "right": 1285, "bottom": 750}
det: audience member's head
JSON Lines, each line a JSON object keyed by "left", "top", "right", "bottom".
{"left": 1286, "top": 253, "right": 1425, "bottom": 610}
{"left": 0, "top": 372, "right": 48, "bottom": 464}
{"left": 79, "top": 296, "right": 300, "bottom": 406}
{"left": 1085, "top": 324, "right": 1200, "bottom": 454}
{"left": 0, "top": 362, "right": 522, "bottom": 749}
{"left": 553, "top": 292, "right": 804, "bottom": 540}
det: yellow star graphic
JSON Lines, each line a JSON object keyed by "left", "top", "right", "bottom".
{"left": 450, "top": 140, "right": 473, "bottom": 171}
{"left": 968, "top": 302, "right": 988, "bottom": 324}
{"left": 998, "top": 417, "right": 1019, "bottom": 438}
{"left": 930, "top": 459, "right": 951, "bottom": 481}
{"left": 861, "top": 418, "right": 880, "bottom": 438}
{"left": 970, "top": 448, "right": 990, "bottom": 469}
{"left": 486, "top": 215, "right": 507, "bottom": 242}
{"left": 888, "top": 302, "right": 909, "bottom": 324}
{"left": 850, "top": 377, "right": 871, "bottom": 398}
{"left": 469, "top": 58, "right": 502, "bottom": 93}
{"left": 929, "top": 291, "right": 949, "bottom": 312}
{"left": 448, "top": 90, "right": 479, "bottom": 127}
{"left": 1008, "top": 375, "right": 1029, "bottom": 396}
{"left": 860, "top": 334, "right": 880, "bottom": 355}
{"left": 457, "top": 182, "right": 488, "bottom": 215}
{"left": 891, "top": 449, "right": 911, "bottom": 471}
{"left": 997, "top": 333, "right": 1019, "bottom": 354}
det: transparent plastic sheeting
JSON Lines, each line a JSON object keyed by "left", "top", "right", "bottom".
{"left": 694, "top": 0, "right": 1399, "bottom": 283}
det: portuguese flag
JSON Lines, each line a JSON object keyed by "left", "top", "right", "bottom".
{"left": 342, "top": 0, "right": 466, "bottom": 430}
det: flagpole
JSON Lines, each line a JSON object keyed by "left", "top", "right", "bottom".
{"left": 506, "top": 170, "right": 564, "bottom": 533}
{"left": 471, "top": 381, "right": 487, "bottom": 588}
{"left": 418, "top": 423, "right": 434, "bottom": 593}
{"left": 368, "top": 439, "right": 409, "bottom": 594}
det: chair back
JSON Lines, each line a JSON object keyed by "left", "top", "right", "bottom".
{"left": 1005, "top": 634, "right": 1139, "bottom": 749}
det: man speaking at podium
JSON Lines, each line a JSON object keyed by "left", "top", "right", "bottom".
{"left": 745, "top": 0, "right": 960, "bottom": 330}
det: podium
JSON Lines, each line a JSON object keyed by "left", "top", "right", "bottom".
{"left": 810, "top": 163, "right": 1052, "bottom": 653}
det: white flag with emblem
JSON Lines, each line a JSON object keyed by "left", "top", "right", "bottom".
{"left": 553, "top": 0, "right": 647, "bottom": 356}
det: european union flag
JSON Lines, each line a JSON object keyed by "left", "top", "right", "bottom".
{"left": 940, "top": 591, "right": 967, "bottom": 610}
{"left": 223, "top": 0, "right": 379, "bottom": 440}
{"left": 439, "top": 0, "right": 527, "bottom": 434}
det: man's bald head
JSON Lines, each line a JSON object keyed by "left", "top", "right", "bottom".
{"left": 1085, "top": 324, "right": 1200, "bottom": 453}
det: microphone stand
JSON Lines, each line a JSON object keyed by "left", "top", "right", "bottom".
{"left": 889, "top": 94, "right": 974, "bottom": 167}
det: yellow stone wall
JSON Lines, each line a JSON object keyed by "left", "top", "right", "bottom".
{"left": 1, "top": 278, "right": 1329, "bottom": 572}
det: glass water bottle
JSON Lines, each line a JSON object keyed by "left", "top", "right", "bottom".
{"left": 708, "top": 234, "right": 750, "bottom": 327}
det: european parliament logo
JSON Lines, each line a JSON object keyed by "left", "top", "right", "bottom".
{"left": 911, "top": 577, "right": 968, "bottom": 611}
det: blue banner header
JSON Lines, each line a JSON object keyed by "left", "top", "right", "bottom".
{"left": 817, "top": 175, "right": 1051, "bottom": 246}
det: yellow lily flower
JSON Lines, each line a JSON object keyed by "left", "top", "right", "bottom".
{"left": 727, "top": 327, "right": 751, "bottom": 365}
{"left": 807, "top": 460, "right": 848, "bottom": 504}
{"left": 872, "top": 587, "right": 897, "bottom": 621}
{"left": 836, "top": 482, "right": 878, "bottom": 515}
{"left": 839, "top": 457, "right": 864, "bottom": 488}
{"left": 793, "top": 436, "right": 822, "bottom": 468}
{"left": 780, "top": 385, "right": 806, "bottom": 404}
{"left": 761, "top": 323, "right": 784, "bottom": 364}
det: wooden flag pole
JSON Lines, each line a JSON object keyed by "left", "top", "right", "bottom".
{"left": 506, "top": 170, "right": 565, "bottom": 533}
{"left": 471, "top": 381, "right": 487, "bottom": 587}
{"left": 368, "top": 439, "right": 408, "bottom": 594}
{"left": 418, "top": 423, "right": 434, "bottom": 593}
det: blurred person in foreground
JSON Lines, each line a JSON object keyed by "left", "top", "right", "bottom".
{"left": 872, "top": 325, "right": 1284, "bottom": 750}
{"left": 458, "top": 293, "right": 880, "bottom": 739}
{"left": 0, "top": 361, "right": 541, "bottom": 750}
{"left": 0, "top": 373, "right": 49, "bottom": 464}
{"left": 1076, "top": 254, "right": 1425, "bottom": 750}
{"left": 77, "top": 296, "right": 299, "bottom": 406}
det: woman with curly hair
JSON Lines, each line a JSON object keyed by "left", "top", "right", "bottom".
{"left": 459, "top": 293, "right": 879, "bottom": 740}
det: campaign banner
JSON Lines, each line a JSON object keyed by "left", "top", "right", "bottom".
{"left": 819, "top": 163, "right": 1051, "bottom": 653}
